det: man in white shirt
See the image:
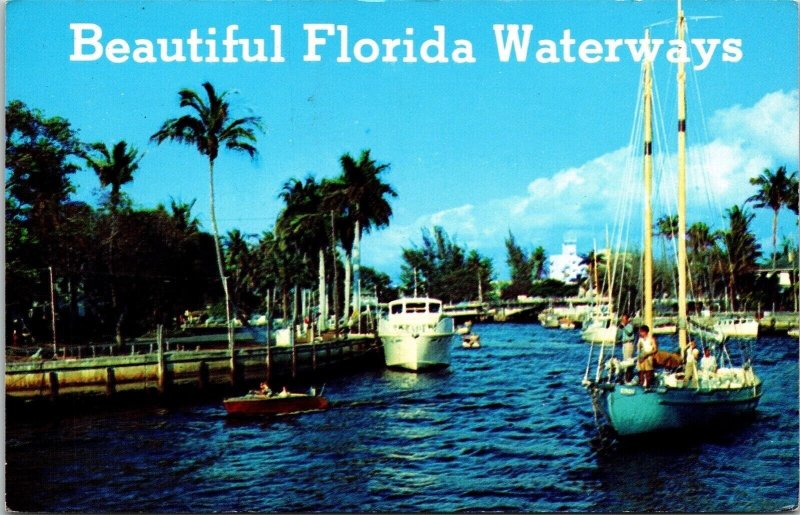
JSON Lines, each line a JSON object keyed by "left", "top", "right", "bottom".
{"left": 700, "top": 347, "right": 718, "bottom": 376}
{"left": 637, "top": 325, "right": 658, "bottom": 387}
{"left": 683, "top": 339, "right": 700, "bottom": 389}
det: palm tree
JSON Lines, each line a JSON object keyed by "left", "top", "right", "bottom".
{"left": 168, "top": 198, "right": 200, "bottom": 234}
{"left": 686, "top": 222, "right": 720, "bottom": 301}
{"left": 721, "top": 205, "right": 761, "bottom": 311}
{"left": 225, "top": 229, "right": 256, "bottom": 319}
{"left": 335, "top": 150, "right": 397, "bottom": 328}
{"left": 85, "top": 140, "right": 141, "bottom": 345}
{"left": 321, "top": 179, "right": 352, "bottom": 322}
{"left": 276, "top": 177, "right": 330, "bottom": 331}
{"left": 748, "top": 166, "right": 796, "bottom": 268}
{"left": 531, "top": 246, "right": 547, "bottom": 280}
{"left": 656, "top": 214, "right": 679, "bottom": 241}
{"left": 151, "top": 82, "right": 262, "bottom": 359}
{"left": 579, "top": 250, "right": 606, "bottom": 296}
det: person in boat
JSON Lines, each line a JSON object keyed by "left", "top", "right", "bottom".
{"left": 682, "top": 339, "right": 700, "bottom": 389}
{"left": 278, "top": 386, "right": 289, "bottom": 398}
{"left": 700, "top": 347, "right": 718, "bottom": 376}
{"left": 260, "top": 382, "right": 272, "bottom": 396}
{"left": 618, "top": 314, "right": 635, "bottom": 382}
{"left": 636, "top": 324, "right": 658, "bottom": 387}
{"left": 618, "top": 314, "right": 634, "bottom": 345}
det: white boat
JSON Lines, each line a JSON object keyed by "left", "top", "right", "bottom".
{"left": 713, "top": 317, "right": 759, "bottom": 338}
{"left": 378, "top": 297, "right": 454, "bottom": 371}
{"left": 581, "top": 316, "right": 617, "bottom": 343}
{"left": 652, "top": 324, "right": 677, "bottom": 335}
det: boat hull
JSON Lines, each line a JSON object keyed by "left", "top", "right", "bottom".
{"left": 381, "top": 333, "right": 453, "bottom": 371}
{"left": 593, "top": 382, "right": 762, "bottom": 436}
{"left": 581, "top": 326, "right": 617, "bottom": 344}
{"left": 224, "top": 395, "right": 330, "bottom": 416}
{"left": 715, "top": 320, "right": 759, "bottom": 338}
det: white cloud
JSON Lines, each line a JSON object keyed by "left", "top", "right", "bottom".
{"left": 363, "top": 89, "right": 799, "bottom": 276}
{"left": 710, "top": 89, "right": 799, "bottom": 161}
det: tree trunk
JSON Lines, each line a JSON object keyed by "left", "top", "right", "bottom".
{"left": 330, "top": 211, "right": 339, "bottom": 337}
{"left": 772, "top": 209, "right": 779, "bottom": 269}
{"left": 207, "top": 159, "right": 235, "bottom": 376}
{"left": 282, "top": 287, "right": 289, "bottom": 322}
{"left": 109, "top": 198, "right": 123, "bottom": 346}
{"left": 344, "top": 253, "right": 352, "bottom": 324}
{"left": 318, "top": 248, "right": 327, "bottom": 331}
{"left": 352, "top": 219, "right": 361, "bottom": 333}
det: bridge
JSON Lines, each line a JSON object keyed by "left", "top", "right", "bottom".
{"left": 442, "top": 296, "right": 609, "bottom": 323}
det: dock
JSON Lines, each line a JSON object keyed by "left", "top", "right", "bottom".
{"left": 6, "top": 333, "right": 381, "bottom": 405}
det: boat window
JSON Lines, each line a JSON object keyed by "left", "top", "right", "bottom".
{"left": 406, "top": 302, "right": 427, "bottom": 313}
{"left": 429, "top": 303, "right": 441, "bottom": 313}
{"left": 391, "top": 304, "right": 403, "bottom": 314}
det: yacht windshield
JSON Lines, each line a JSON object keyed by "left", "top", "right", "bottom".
{"left": 405, "top": 303, "right": 427, "bottom": 313}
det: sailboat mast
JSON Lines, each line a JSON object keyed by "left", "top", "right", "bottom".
{"left": 643, "top": 28, "right": 654, "bottom": 330}
{"left": 676, "top": 0, "right": 689, "bottom": 353}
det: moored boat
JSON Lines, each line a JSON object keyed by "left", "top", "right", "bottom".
{"left": 713, "top": 317, "right": 759, "bottom": 338}
{"left": 379, "top": 297, "right": 454, "bottom": 371}
{"left": 224, "top": 390, "right": 329, "bottom": 416}
{"left": 581, "top": 315, "right": 617, "bottom": 343}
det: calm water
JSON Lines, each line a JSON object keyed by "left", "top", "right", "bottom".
{"left": 6, "top": 324, "right": 799, "bottom": 512}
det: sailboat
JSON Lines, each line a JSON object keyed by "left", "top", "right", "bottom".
{"left": 584, "top": 5, "right": 762, "bottom": 436}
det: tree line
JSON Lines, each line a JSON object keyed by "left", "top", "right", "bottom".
{"left": 5, "top": 84, "right": 798, "bottom": 347}
{"left": 6, "top": 84, "right": 398, "bottom": 346}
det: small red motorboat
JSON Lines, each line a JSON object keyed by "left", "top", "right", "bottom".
{"left": 223, "top": 390, "right": 330, "bottom": 416}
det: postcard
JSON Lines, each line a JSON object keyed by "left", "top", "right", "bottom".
{"left": 4, "top": 0, "right": 799, "bottom": 512}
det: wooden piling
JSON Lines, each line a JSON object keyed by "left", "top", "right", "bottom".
{"left": 49, "top": 371, "right": 59, "bottom": 398}
{"left": 157, "top": 324, "right": 167, "bottom": 394}
{"left": 198, "top": 360, "right": 209, "bottom": 390}
{"left": 105, "top": 367, "right": 116, "bottom": 396}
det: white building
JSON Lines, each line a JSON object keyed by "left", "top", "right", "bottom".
{"left": 547, "top": 239, "right": 586, "bottom": 284}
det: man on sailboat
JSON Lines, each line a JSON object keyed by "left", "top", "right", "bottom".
{"left": 683, "top": 339, "right": 700, "bottom": 389}
{"left": 637, "top": 325, "right": 658, "bottom": 387}
{"left": 619, "top": 314, "right": 635, "bottom": 382}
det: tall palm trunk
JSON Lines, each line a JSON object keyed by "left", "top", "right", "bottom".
{"left": 330, "top": 211, "right": 339, "bottom": 336}
{"left": 318, "top": 248, "right": 327, "bottom": 331}
{"left": 771, "top": 208, "right": 779, "bottom": 269}
{"left": 208, "top": 160, "right": 235, "bottom": 373}
{"left": 109, "top": 195, "right": 123, "bottom": 346}
{"left": 344, "top": 254, "right": 352, "bottom": 323}
{"left": 352, "top": 218, "right": 361, "bottom": 332}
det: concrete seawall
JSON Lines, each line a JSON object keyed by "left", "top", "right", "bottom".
{"left": 6, "top": 336, "right": 381, "bottom": 401}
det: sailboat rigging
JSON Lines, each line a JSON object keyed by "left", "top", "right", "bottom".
{"left": 583, "top": 1, "right": 762, "bottom": 437}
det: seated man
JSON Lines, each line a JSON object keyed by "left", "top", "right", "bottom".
{"left": 278, "top": 386, "right": 290, "bottom": 398}
{"left": 700, "top": 347, "right": 718, "bottom": 376}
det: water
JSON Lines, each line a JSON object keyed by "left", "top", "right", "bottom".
{"left": 6, "top": 324, "right": 799, "bottom": 512}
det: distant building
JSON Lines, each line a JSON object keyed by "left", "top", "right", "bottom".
{"left": 548, "top": 239, "right": 586, "bottom": 284}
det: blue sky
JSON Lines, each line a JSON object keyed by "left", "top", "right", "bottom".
{"left": 7, "top": 0, "right": 799, "bottom": 281}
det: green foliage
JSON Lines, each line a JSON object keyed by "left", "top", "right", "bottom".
{"left": 360, "top": 266, "right": 398, "bottom": 303}
{"left": 720, "top": 205, "right": 762, "bottom": 310}
{"left": 502, "top": 232, "right": 547, "bottom": 299}
{"left": 529, "top": 278, "right": 577, "bottom": 298}
{"left": 400, "top": 226, "right": 493, "bottom": 304}
{"left": 748, "top": 165, "right": 797, "bottom": 267}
